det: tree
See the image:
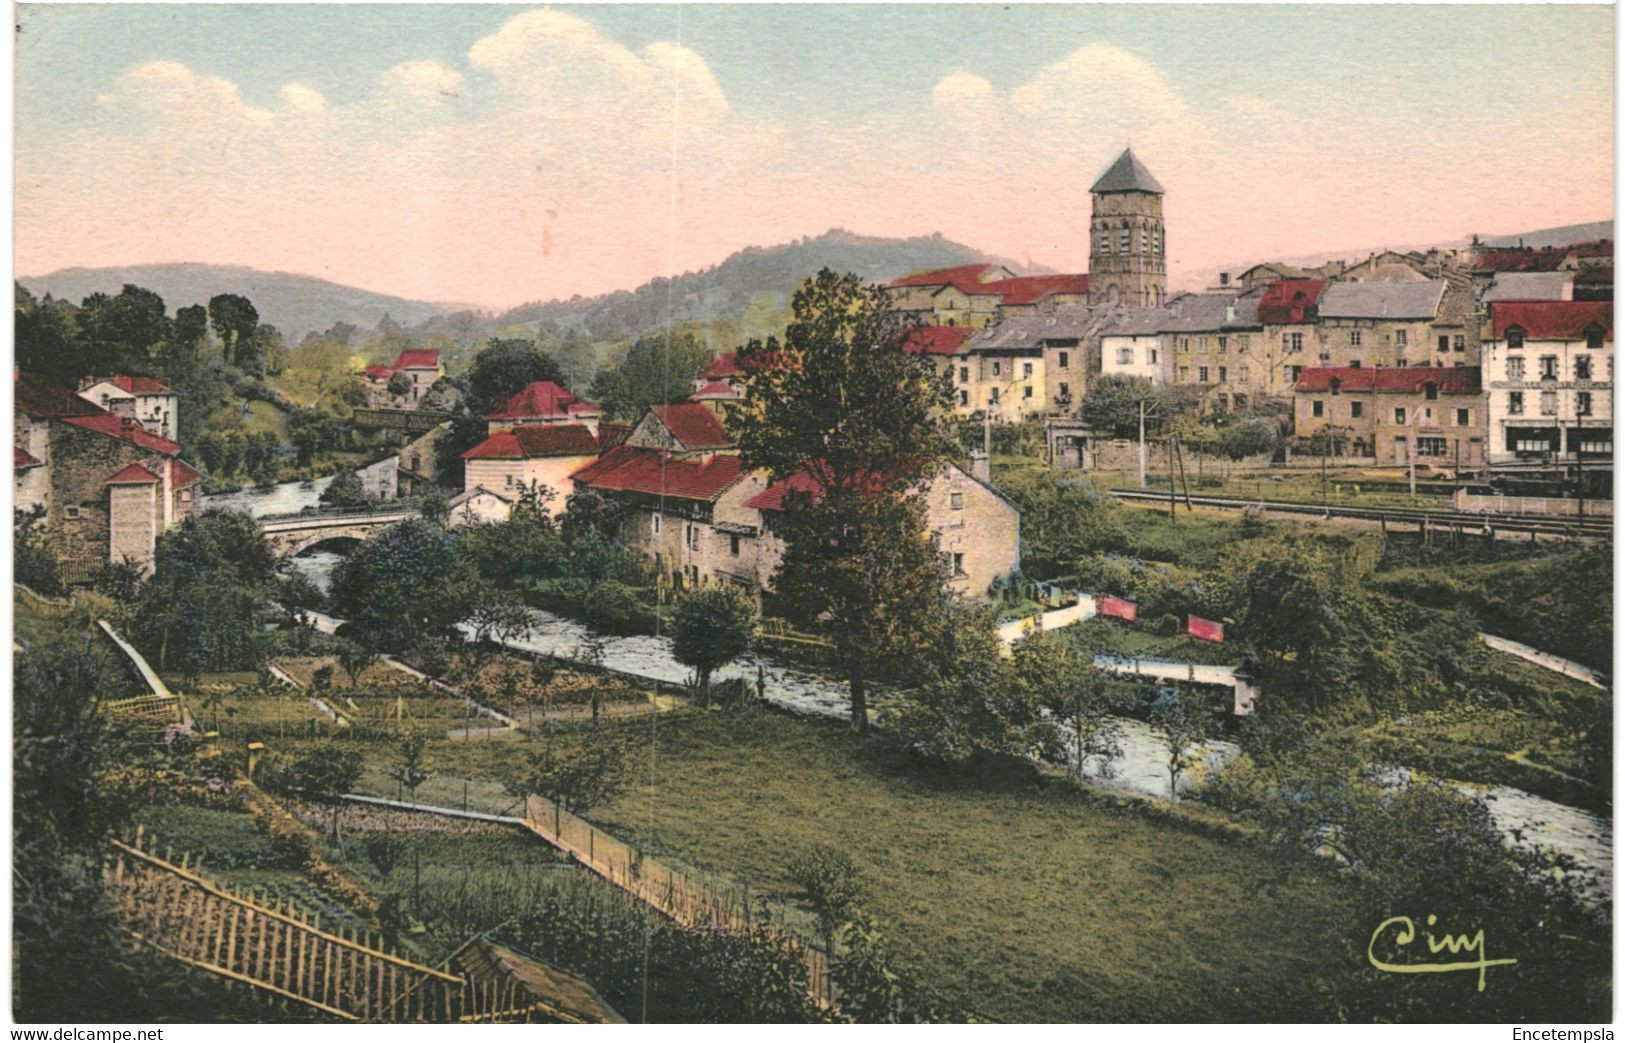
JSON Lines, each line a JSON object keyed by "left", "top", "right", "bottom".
{"left": 207, "top": 293, "right": 260, "bottom": 370}
{"left": 503, "top": 728, "right": 627, "bottom": 819}
{"left": 670, "top": 587, "right": 755, "bottom": 705}
{"left": 15, "top": 284, "right": 81, "bottom": 385}
{"left": 163, "top": 303, "right": 210, "bottom": 382}
{"left": 466, "top": 337, "right": 566, "bottom": 413}
{"left": 1023, "top": 635, "right": 1124, "bottom": 783}
{"left": 14, "top": 506, "right": 62, "bottom": 596}
{"left": 1078, "top": 375, "right": 1164, "bottom": 437}
{"left": 136, "top": 509, "right": 275, "bottom": 674}
{"left": 995, "top": 469, "right": 1124, "bottom": 578}
{"left": 387, "top": 371, "right": 413, "bottom": 398}
{"left": 329, "top": 519, "right": 481, "bottom": 652}
{"left": 320, "top": 468, "right": 369, "bottom": 508}
{"left": 588, "top": 329, "right": 714, "bottom": 420}
{"left": 1149, "top": 684, "right": 1213, "bottom": 799}
{"left": 467, "top": 588, "right": 532, "bottom": 660}
{"left": 336, "top": 639, "right": 380, "bottom": 688}
{"left": 730, "top": 269, "right": 958, "bottom": 732}
{"left": 787, "top": 844, "right": 865, "bottom": 957}
{"left": 389, "top": 731, "right": 433, "bottom": 803}
{"left": 76, "top": 285, "right": 170, "bottom": 377}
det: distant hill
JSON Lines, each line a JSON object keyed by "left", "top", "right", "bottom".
{"left": 488, "top": 228, "right": 1024, "bottom": 342}
{"left": 18, "top": 263, "right": 447, "bottom": 342}
{"left": 1479, "top": 220, "right": 1613, "bottom": 250}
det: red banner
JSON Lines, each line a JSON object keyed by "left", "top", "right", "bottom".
{"left": 1186, "top": 615, "right": 1225, "bottom": 643}
{"left": 1098, "top": 596, "right": 1138, "bottom": 622}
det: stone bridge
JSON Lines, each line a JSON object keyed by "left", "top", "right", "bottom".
{"left": 258, "top": 505, "right": 421, "bottom": 558}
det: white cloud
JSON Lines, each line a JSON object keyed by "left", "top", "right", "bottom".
{"left": 1010, "top": 43, "right": 1189, "bottom": 125}
{"left": 469, "top": 8, "right": 649, "bottom": 88}
{"left": 281, "top": 83, "right": 326, "bottom": 113}
{"left": 379, "top": 60, "right": 465, "bottom": 98}
{"left": 643, "top": 41, "right": 728, "bottom": 115}
{"left": 117, "top": 60, "right": 273, "bottom": 124}
{"left": 932, "top": 72, "right": 993, "bottom": 112}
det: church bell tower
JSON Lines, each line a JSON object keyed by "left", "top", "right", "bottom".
{"left": 1088, "top": 148, "right": 1166, "bottom": 308}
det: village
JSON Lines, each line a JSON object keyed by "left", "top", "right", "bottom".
{"left": 13, "top": 147, "right": 1614, "bottom": 1025}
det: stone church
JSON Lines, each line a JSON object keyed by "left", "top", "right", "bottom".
{"left": 1087, "top": 148, "right": 1167, "bottom": 308}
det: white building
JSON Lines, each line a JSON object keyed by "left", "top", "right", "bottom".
{"left": 77, "top": 375, "right": 180, "bottom": 441}
{"left": 1482, "top": 301, "right": 1613, "bottom": 464}
{"left": 1099, "top": 309, "right": 1171, "bottom": 384}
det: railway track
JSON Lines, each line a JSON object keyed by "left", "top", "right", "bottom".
{"left": 1107, "top": 488, "right": 1613, "bottom": 540}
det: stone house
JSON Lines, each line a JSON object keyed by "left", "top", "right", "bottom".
{"left": 445, "top": 486, "right": 515, "bottom": 528}
{"left": 885, "top": 264, "right": 1015, "bottom": 329}
{"left": 77, "top": 375, "right": 180, "bottom": 441}
{"left": 484, "top": 380, "right": 602, "bottom": 436}
{"left": 1164, "top": 292, "right": 1270, "bottom": 411}
{"left": 363, "top": 348, "right": 445, "bottom": 409}
{"left": 461, "top": 423, "right": 602, "bottom": 517}
{"left": 960, "top": 306, "right": 1101, "bottom": 418}
{"left": 1098, "top": 308, "right": 1171, "bottom": 385}
{"left": 1257, "top": 278, "right": 1328, "bottom": 392}
{"left": 16, "top": 374, "right": 203, "bottom": 577}
{"left": 396, "top": 420, "right": 450, "bottom": 497}
{"left": 1481, "top": 300, "right": 1613, "bottom": 465}
{"left": 992, "top": 274, "right": 1093, "bottom": 315}
{"left": 1314, "top": 281, "right": 1450, "bottom": 370}
{"left": 1294, "top": 365, "right": 1485, "bottom": 467}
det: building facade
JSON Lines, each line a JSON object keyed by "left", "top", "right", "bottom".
{"left": 1088, "top": 148, "right": 1167, "bottom": 308}
{"left": 77, "top": 375, "right": 180, "bottom": 441}
{"left": 1294, "top": 366, "right": 1485, "bottom": 467}
{"left": 1481, "top": 301, "right": 1613, "bottom": 464}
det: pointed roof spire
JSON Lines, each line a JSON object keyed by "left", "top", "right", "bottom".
{"left": 1090, "top": 148, "right": 1165, "bottom": 194}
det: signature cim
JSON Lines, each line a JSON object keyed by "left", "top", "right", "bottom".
{"left": 1368, "top": 915, "right": 1518, "bottom": 991}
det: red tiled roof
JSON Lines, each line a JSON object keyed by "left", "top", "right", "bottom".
{"left": 63, "top": 414, "right": 183, "bottom": 455}
{"left": 1473, "top": 248, "right": 1567, "bottom": 273}
{"left": 570, "top": 446, "right": 747, "bottom": 502}
{"left": 392, "top": 349, "right": 441, "bottom": 370}
{"left": 485, "top": 381, "right": 600, "bottom": 421}
{"left": 900, "top": 326, "right": 974, "bottom": 356}
{"left": 364, "top": 365, "right": 395, "bottom": 381}
{"left": 14, "top": 447, "right": 42, "bottom": 470}
{"left": 596, "top": 422, "right": 631, "bottom": 452}
{"left": 988, "top": 274, "right": 1091, "bottom": 305}
{"left": 1295, "top": 366, "right": 1482, "bottom": 395}
{"left": 654, "top": 403, "right": 732, "bottom": 449}
{"left": 691, "top": 380, "right": 741, "bottom": 400}
{"left": 84, "top": 375, "right": 175, "bottom": 395}
{"left": 1256, "top": 279, "right": 1328, "bottom": 325}
{"left": 462, "top": 424, "right": 601, "bottom": 460}
{"left": 744, "top": 460, "right": 927, "bottom": 513}
{"left": 170, "top": 458, "right": 205, "bottom": 491}
{"left": 105, "top": 462, "right": 162, "bottom": 485}
{"left": 1491, "top": 300, "right": 1613, "bottom": 342}
{"left": 16, "top": 374, "right": 108, "bottom": 419}
{"left": 888, "top": 263, "right": 1003, "bottom": 290}
{"left": 699, "top": 353, "right": 741, "bottom": 380}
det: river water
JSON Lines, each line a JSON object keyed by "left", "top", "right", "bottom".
{"left": 203, "top": 477, "right": 345, "bottom": 591}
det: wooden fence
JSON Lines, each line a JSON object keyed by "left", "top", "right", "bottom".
{"left": 104, "top": 830, "right": 589, "bottom": 1023}
{"left": 519, "top": 793, "right": 836, "bottom": 1008}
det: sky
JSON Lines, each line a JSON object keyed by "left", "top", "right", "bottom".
{"left": 14, "top": 3, "right": 1616, "bottom": 311}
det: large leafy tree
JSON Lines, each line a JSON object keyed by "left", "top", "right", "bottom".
{"left": 466, "top": 337, "right": 567, "bottom": 413}
{"left": 588, "top": 328, "right": 713, "bottom": 420}
{"left": 207, "top": 293, "right": 259, "bottom": 370}
{"left": 670, "top": 586, "right": 755, "bottom": 703}
{"left": 730, "top": 270, "right": 957, "bottom": 732}
{"left": 329, "top": 519, "right": 481, "bottom": 651}
{"left": 995, "top": 468, "right": 1124, "bottom": 578}
{"left": 136, "top": 509, "right": 277, "bottom": 676}
{"left": 15, "top": 284, "right": 81, "bottom": 384}
{"left": 76, "top": 285, "right": 170, "bottom": 377}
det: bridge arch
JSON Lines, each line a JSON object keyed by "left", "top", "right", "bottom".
{"left": 258, "top": 506, "right": 421, "bottom": 559}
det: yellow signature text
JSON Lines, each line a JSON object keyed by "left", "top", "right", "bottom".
{"left": 1367, "top": 914, "right": 1518, "bottom": 992}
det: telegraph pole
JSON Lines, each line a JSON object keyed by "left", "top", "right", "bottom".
{"left": 1138, "top": 398, "right": 1148, "bottom": 490}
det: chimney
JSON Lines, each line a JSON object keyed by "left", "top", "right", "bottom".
{"left": 968, "top": 447, "right": 991, "bottom": 483}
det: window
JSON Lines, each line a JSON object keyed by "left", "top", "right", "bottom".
{"left": 1289, "top": 365, "right": 1303, "bottom": 383}
{"left": 1198, "top": 366, "right": 1210, "bottom": 382}
{"left": 1454, "top": 335, "right": 1465, "bottom": 353}
{"left": 1394, "top": 408, "right": 1406, "bottom": 425}
{"left": 1508, "top": 391, "right": 1524, "bottom": 416}
{"left": 1119, "top": 229, "right": 1130, "bottom": 252}
{"left": 687, "top": 523, "right": 699, "bottom": 550}
{"left": 1576, "top": 355, "right": 1592, "bottom": 380}
{"left": 1507, "top": 327, "right": 1525, "bottom": 349}
{"left": 1149, "top": 349, "right": 1159, "bottom": 364}
{"left": 1058, "top": 382, "right": 1070, "bottom": 400}
{"left": 180, "top": 490, "right": 192, "bottom": 502}
{"left": 1284, "top": 332, "right": 1304, "bottom": 352}
{"left": 1237, "top": 335, "right": 1250, "bottom": 352}
{"left": 959, "top": 366, "right": 969, "bottom": 383}
{"left": 1237, "top": 366, "right": 1250, "bottom": 383}
{"left": 989, "top": 387, "right": 1000, "bottom": 404}
{"left": 1438, "top": 335, "right": 1450, "bottom": 354}
{"left": 505, "top": 474, "right": 515, "bottom": 489}
{"left": 992, "top": 361, "right": 1002, "bottom": 377}
{"left": 652, "top": 512, "right": 661, "bottom": 534}
{"left": 64, "top": 506, "right": 80, "bottom": 520}
{"left": 1580, "top": 435, "right": 1612, "bottom": 454}
{"left": 958, "top": 389, "right": 968, "bottom": 406}
{"left": 1577, "top": 391, "right": 1593, "bottom": 416}
{"left": 1506, "top": 356, "right": 1525, "bottom": 381}
{"left": 1198, "top": 337, "right": 1208, "bottom": 351}
{"left": 1351, "top": 401, "right": 1364, "bottom": 418}
{"left": 1312, "top": 400, "right": 1324, "bottom": 418}
{"left": 1218, "top": 336, "right": 1228, "bottom": 352}
{"left": 1397, "top": 358, "right": 1409, "bottom": 369}
{"left": 1586, "top": 325, "right": 1606, "bottom": 349}
{"left": 1117, "top": 347, "right": 1134, "bottom": 365}
{"left": 730, "top": 534, "right": 741, "bottom": 556}
{"left": 952, "top": 552, "right": 966, "bottom": 576}
{"left": 1022, "top": 362, "right": 1033, "bottom": 379}
{"left": 1218, "top": 366, "right": 1228, "bottom": 382}
{"left": 1350, "top": 330, "right": 1363, "bottom": 348}
{"left": 1396, "top": 329, "right": 1408, "bottom": 347}
{"left": 1023, "top": 385, "right": 1033, "bottom": 400}
{"left": 1177, "top": 367, "right": 1190, "bottom": 382}
{"left": 950, "top": 492, "right": 964, "bottom": 511}
{"left": 1540, "top": 390, "right": 1558, "bottom": 415}
{"left": 1059, "top": 351, "right": 1069, "bottom": 369}
{"left": 1349, "top": 360, "right": 1362, "bottom": 369}
{"left": 1178, "top": 337, "right": 1190, "bottom": 352}
{"left": 1540, "top": 356, "right": 1558, "bottom": 379}
{"left": 1456, "top": 408, "right": 1469, "bottom": 426}
{"left": 1424, "top": 383, "right": 1438, "bottom": 400}
{"left": 1417, "top": 437, "right": 1447, "bottom": 457}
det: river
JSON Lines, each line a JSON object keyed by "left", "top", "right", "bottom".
{"left": 204, "top": 476, "right": 345, "bottom": 592}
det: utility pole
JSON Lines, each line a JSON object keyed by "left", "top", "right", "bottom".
{"left": 1407, "top": 407, "right": 1418, "bottom": 500}
{"left": 1167, "top": 437, "right": 1177, "bottom": 520}
{"left": 1574, "top": 415, "right": 1585, "bottom": 519}
{"left": 1138, "top": 398, "right": 1148, "bottom": 491}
